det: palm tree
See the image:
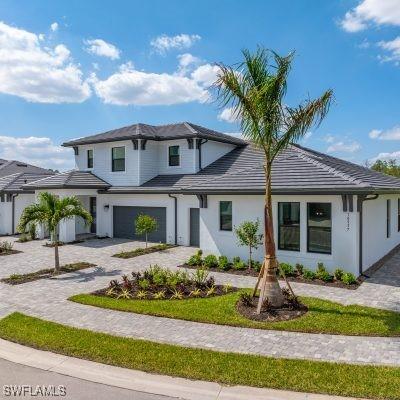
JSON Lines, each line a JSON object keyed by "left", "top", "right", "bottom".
{"left": 18, "top": 192, "right": 92, "bottom": 273}
{"left": 215, "top": 48, "right": 333, "bottom": 312}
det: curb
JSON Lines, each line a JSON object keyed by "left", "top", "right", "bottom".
{"left": 0, "top": 338, "right": 363, "bottom": 400}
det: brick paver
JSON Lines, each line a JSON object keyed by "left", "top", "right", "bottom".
{"left": 1, "top": 236, "right": 400, "bottom": 366}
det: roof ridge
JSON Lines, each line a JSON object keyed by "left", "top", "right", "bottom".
{"left": 291, "top": 145, "right": 369, "bottom": 187}
{"left": 183, "top": 122, "right": 198, "bottom": 134}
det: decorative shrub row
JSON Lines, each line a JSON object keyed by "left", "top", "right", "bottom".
{"left": 101, "top": 265, "right": 234, "bottom": 300}
{"left": 186, "top": 251, "right": 358, "bottom": 286}
{"left": 112, "top": 243, "right": 174, "bottom": 259}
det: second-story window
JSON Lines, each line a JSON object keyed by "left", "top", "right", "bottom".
{"left": 168, "top": 145, "right": 180, "bottom": 166}
{"left": 111, "top": 146, "right": 125, "bottom": 172}
{"left": 87, "top": 149, "right": 93, "bottom": 168}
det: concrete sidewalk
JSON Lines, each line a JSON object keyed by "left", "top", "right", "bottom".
{"left": 0, "top": 339, "right": 363, "bottom": 400}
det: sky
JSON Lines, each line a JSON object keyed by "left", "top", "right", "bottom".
{"left": 0, "top": 0, "right": 399, "bottom": 171}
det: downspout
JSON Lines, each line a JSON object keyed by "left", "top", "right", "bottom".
{"left": 11, "top": 193, "right": 18, "bottom": 234}
{"left": 197, "top": 139, "right": 208, "bottom": 171}
{"left": 168, "top": 194, "right": 178, "bottom": 245}
{"left": 358, "top": 194, "right": 379, "bottom": 277}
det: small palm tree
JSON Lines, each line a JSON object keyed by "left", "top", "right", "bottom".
{"left": 18, "top": 192, "right": 92, "bottom": 272}
{"left": 215, "top": 48, "right": 332, "bottom": 312}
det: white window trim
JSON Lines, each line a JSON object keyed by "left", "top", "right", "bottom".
{"left": 87, "top": 148, "right": 94, "bottom": 170}
{"left": 167, "top": 145, "right": 181, "bottom": 168}
{"left": 111, "top": 145, "right": 126, "bottom": 173}
{"left": 219, "top": 200, "right": 233, "bottom": 233}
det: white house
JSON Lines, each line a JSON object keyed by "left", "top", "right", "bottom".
{"left": 6, "top": 121, "right": 400, "bottom": 277}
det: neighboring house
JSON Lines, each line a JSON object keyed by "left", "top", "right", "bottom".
{"left": 0, "top": 169, "right": 55, "bottom": 235}
{"left": 0, "top": 159, "right": 54, "bottom": 178}
{"left": 15, "top": 121, "right": 400, "bottom": 277}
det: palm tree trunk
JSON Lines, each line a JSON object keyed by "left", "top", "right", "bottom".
{"left": 53, "top": 228, "right": 60, "bottom": 273}
{"left": 256, "top": 164, "right": 284, "bottom": 313}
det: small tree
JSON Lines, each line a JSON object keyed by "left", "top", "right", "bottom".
{"left": 135, "top": 214, "right": 157, "bottom": 248}
{"left": 235, "top": 220, "right": 263, "bottom": 270}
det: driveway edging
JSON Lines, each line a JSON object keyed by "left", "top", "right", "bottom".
{"left": 0, "top": 338, "right": 361, "bottom": 400}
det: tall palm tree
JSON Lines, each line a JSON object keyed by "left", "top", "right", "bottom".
{"left": 215, "top": 48, "right": 333, "bottom": 312}
{"left": 18, "top": 192, "right": 92, "bottom": 273}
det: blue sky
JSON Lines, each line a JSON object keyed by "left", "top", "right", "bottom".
{"left": 0, "top": 0, "right": 399, "bottom": 170}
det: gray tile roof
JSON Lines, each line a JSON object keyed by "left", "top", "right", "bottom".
{"left": 62, "top": 122, "right": 247, "bottom": 147}
{"left": 0, "top": 172, "right": 55, "bottom": 193}
{"left": 103, "top": 144, "right": 400, "bottom": 195}
{"left": 0, "top": 159, "right": 54, "bottom": 178}
{"left": 22, "top": 170, "right": 110, "bottom": 190}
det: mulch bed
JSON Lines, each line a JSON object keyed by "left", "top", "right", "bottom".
{"left": 43, "top": 240, "right": 84, "bottom": 248}
{"left": 179, "top": 264, "right": 360, "bottom": 290}
{"left": 1, "top": 262, "right": 96, "bottom": 285}
{"left": 236, "top": 297, "right": 308, "bottom": 322}
{"left": 0, "top": 250, "right": 22, "bottom": 256}
{"left": 112, "top": 244, "right": 176, "bottom": 259}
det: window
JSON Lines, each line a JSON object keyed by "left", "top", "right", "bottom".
{"left": 387, "top": 199, "right": 391, "bottom": 238}
{"left": 278, "top": 202, "right": 300, "bottom": 251}
{"left": 398, "top": 199, "right": 400, "bottom": 232}
{"left": 219, "top": 201, "right": 232, "bottom": 231}
{"left": 0, "top": 194, "right": 4, "bottom": 202}
{"left": 6, "top": 194, "right": 12, "bottom": 202}
{"left": 307, "top": 203, "right": 331, "bottom": 254}
{"left": 111, "top": 146, "right": 125, "bottom": 172}
{"left": 87, "top": 149, "right": 93, "bottom": 168}
{"left": 168, "top": 145, "right": 180, "bottom": 166}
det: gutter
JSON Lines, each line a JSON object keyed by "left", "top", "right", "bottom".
{"left": 168, "top": 194, "right": 178, "bottom": 245}
{"left": 357, "top": 194, "right": 379, "bottom": 277}
{"left": 11, "top": 193, "right": 18, "bottom": 234}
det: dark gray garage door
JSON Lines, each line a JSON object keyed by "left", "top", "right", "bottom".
{"left": 113, "top": 206, "right": 167, "bottom": 243}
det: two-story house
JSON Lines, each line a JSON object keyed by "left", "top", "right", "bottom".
{"left": 9, "top": 121, "right": 400, "bottom": 276}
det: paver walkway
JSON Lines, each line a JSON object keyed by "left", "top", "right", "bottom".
{"left": 1, "top": 236, "right": 400, "bottom": 367}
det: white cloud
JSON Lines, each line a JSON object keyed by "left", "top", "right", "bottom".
{"left": 0, "top": 135, "right": 74, "bottom": 170}
{"left": 191, "top": 63, "right": 219, "bottom": 86}
{"left": 369, "top": 150, "right": 400, "bottom": 163}
{"left": 369, "top": 126, "right": 400, "bottom": 140}
{"left": 324, "top": 134, "right": 335, "bottom": 144}
{"left": 92, "top": 62, "right": 208, "bottom": 106}
{"left": 218, "top": 107, "right": 239, "bottom": 123}
{"left": 84, "top": 38, "right": 120, "bottom": 60}
{"left": 50, "top": 22, "right": 58, "bottom": 32}
{"left": 327, "top": 140, "right": 361, "bottom": 153}
{"left": 0, "top": 21, "right": 90, "bottom": 103}
{"left": 150, "top": 34, "right": 201, "bottom": 54}
{"left": 378, "top": 36, "right": 400, "bottom": 64}
{"left": 340, "top": 0, "right": 400, "bottom": 32}
{"left": 176, "top": 53, "right": 201, "bottom": 75}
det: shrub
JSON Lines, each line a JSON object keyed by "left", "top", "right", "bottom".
{"left": 334, "top": 268, "right": 344, "bottom": 281}
{"left": 233, "top": 258, "right": 246, "bottom": 270}
{"left": 316, "top": 262, "right": 326, "bottom": 274}
{"left": 203, "top": 254, "right": 218, "bottom": 268}
{"left": 28, "top": 223, "right": 37, "bottom": 240}
{"left": 0, "top": 241, "right": 13, "bottom": 253}
{"left": 239, "top": 292, "right": 253, "bottom": 307}
{"left": 191, "top": 268, "right": 209, "bottom": 288}
{"left": 318, "top": 270, "right": 333, "bottom": 282}
{"left": 295, "top": 263, "right": 304, "bottom": 275}
{"left": 138, "top": 278, "right": 150, "bottom": 290}
{"left": 303, "top": 269, "right": 315, "bottom": 280}
{"left": 251, "top": 260, "right": 262, "bottom": 272}
{"left": 153, "top": 290, "right": 166, "bottom": 300}
{"left": 187, "top": 250, "right": 203, "bottom": 266}
{"left": 189, "top": 288, "right": 202, "bottom": 297}
{"left": 342, "top": 272, "right": 357, "bottom": 285}
{"left": 218, "top": 255, "right": 230, "bottom": 270}
{"left": 279, "top": 262, "right": 294, "bottom": 277}
{"left": 232, "top": 256, "right": 241, "bottom": 264}
{"left": 18, "top": 234, "right": 30, "bottom": 243}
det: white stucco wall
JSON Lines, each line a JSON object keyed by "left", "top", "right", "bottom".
{"left": 0, "top": 201, "right": 12, "bottom": 235}
{"left": 199, "top": 194, "right": 360, "bottom": 275}
{"left": 362, "top": 194, "right": 400, "bottom": 270}
{"left": 14, "top": 194, "right": 35, "bottom": 234}
{"left": 200, "top": 141, "right": 235, "bottom": 168}
{"left": 96, "top": 193, "right": 198, "bottom": 245}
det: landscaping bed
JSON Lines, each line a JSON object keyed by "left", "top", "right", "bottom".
{"left": 0, "top": 241, "right": 21, "bottom": 256}
{"left": 1, "top": 262, "right": 96, "bottom": 285}
{"left": 0, "top": 313, "right": 399, "bottom": 400}
{"left": 43, "top": 239, "right": 84, "bottom": 247}
{"left": 70, "top": 287, "right": 400, "bottom": 336}
{"left": 91, "top": 265, "right": 235, "bottom": 300}
{"left": 112, "top": 243, "right": 175, "bottom": 259}
{"left": 179, "top": 250, "right": 360, "bottom": 289}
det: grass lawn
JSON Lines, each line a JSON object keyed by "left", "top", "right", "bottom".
{"left": 112, "top": 243, "right": 175, "bottom": 259}
{"left": 0, "top": 313, "right": 399, "bottom": 399}
{"left": 70, "top": 291, "right": 400, "bottom": 336}
{"left": 1, "top": 262, "right": 96, "bottom": 285}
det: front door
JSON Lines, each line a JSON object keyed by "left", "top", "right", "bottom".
{"left": 189, "top": 208, "right": 200, "bottom": 247}
{"left": 89, "top": 197, "right": 97, "bottom": 234}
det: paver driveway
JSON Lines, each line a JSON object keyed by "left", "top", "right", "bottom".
{"left": 1, "top": 236, "right": 400, "bottom": 367}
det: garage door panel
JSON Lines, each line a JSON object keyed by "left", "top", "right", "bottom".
{"left": 113, "top": 206, "right": 167, "bottom": 243}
